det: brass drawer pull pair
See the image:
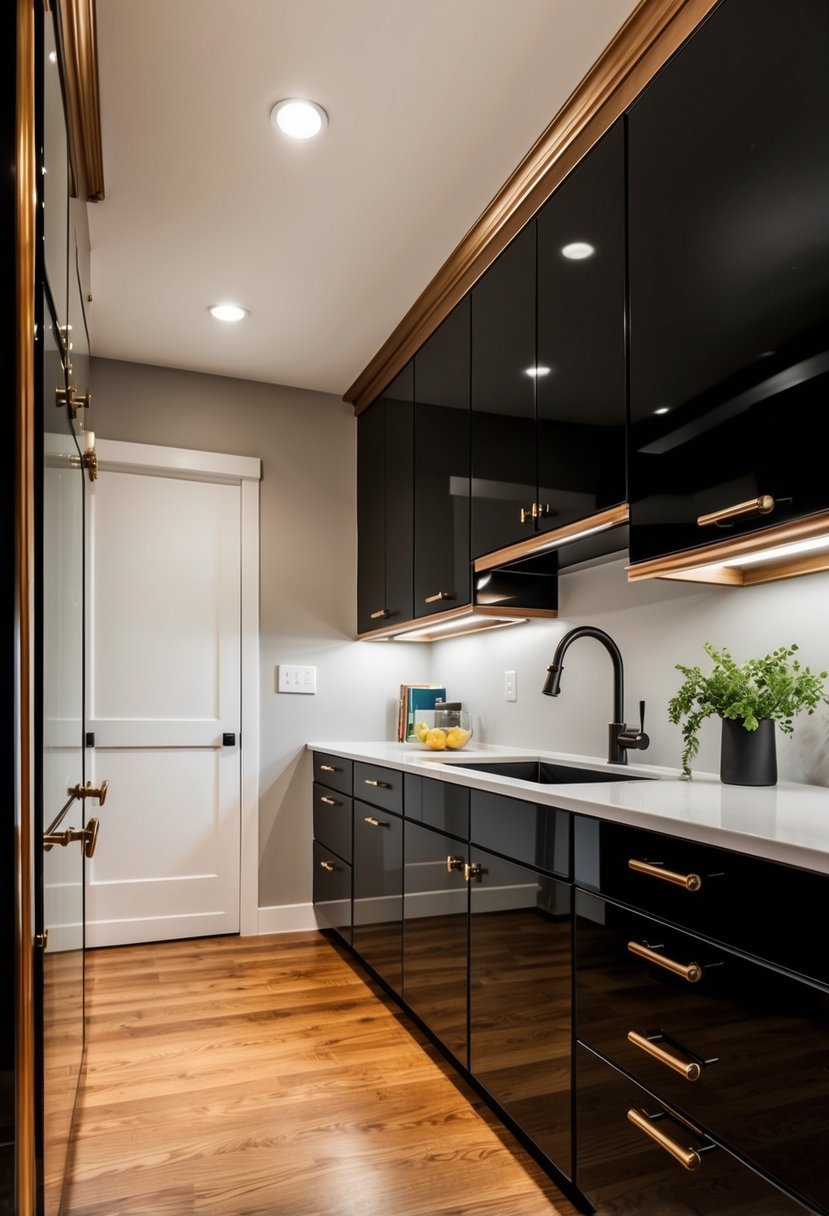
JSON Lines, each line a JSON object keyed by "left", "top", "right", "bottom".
{"left": 628, "top": 858, "right": 702, "bottom": 892}
{"left": 364, "top": 778, "right": 391, "bottom": 789}
{"left": 627, "top": 940, "right": 702, "bottom": 984}
{"left": 626, "top": 1108, "right": 704, "bottom": 1171}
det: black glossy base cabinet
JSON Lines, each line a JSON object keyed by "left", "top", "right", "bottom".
{"left": 311, "top": 754, "right": 829, "bottom": 1215}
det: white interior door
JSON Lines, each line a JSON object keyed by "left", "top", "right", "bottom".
{"left": 86, "top": 463, "right": 243, "bottom": 946}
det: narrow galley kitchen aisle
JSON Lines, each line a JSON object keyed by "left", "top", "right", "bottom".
{"left": 63, "top": 934, "right": 580, "bottom": 1216}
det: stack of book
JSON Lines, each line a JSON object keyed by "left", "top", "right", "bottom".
{"left": 397, "top": 684, "right": 446, "bottom": 743}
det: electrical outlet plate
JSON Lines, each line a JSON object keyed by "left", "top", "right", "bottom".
{"left": 277, "top": 664, "right": 317, "bottom": 694}
{"left": 505, "top": 670, "right": 517, "bottom": 701}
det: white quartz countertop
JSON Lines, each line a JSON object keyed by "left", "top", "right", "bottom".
{"left": 307, "top": 740, "right": 829, "bottom": 877}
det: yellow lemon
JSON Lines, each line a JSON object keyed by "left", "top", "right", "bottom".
{"left": 445, "top": 727, "right": 471, "bottom": 750}
{"left": 424, "top": 728, "right": 447, "bottom": 750}
{"left": 414, "top": 721, "right": 429, "bottom": 742}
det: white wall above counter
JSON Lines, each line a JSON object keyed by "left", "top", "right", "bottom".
{"left": 307, "top": 739, "right": 829, "bottom": 877}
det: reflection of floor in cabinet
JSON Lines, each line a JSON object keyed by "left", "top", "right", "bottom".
{"left": 64, "top": 930, "right": 580, "bottom": 1216}
{"left": 43, "top": 946, "right": 84, "bottom": 1215}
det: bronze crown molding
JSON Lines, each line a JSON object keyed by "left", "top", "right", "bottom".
{"left": 56, "top": 0, "right": 105, "bottom": 201}
{"left": 345, "top": 0, "right": 718, "bottom": 415}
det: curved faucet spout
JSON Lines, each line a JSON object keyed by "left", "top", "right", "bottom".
{"left": 542, "top": 625, "right": 629, "bottom": 763}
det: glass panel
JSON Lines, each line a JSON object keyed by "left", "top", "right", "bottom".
{"left": 43, "top": 8, "right": 69, "bottom": 342}
{"left": 40, "top": 287, "right": 85, "bottom": 1216}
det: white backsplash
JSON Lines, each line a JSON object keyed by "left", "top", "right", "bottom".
{"left": 429, "top": 556, "right": 829, "bottom": 786}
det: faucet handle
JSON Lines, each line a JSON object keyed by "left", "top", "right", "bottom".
{"left": 619, "top": 700, "right": 650, "bottom": 752}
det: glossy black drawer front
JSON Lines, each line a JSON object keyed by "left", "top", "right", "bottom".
{"left": 354, "top": 762, "right": 404, "bottom": 816}
{"left": 470, "top": 846, "right": 572, "bottom": 1179}
{"left": 576, "top": 891, "right": 829, "bottom": 1213}
{"left": 312, "top": 783, "right": 352, "bottom": 863}
{"left": 470, "top": 789, "right": 570, "bottom": 877}
{"left": 576, "top": 1044, "right": 810, "bottom": 1214}
{"left": 353, "top": 800, "right": 403, "bottom": 994}
{"left": 403, "top": 821, "right": 468, "bottom": 1065}
{"left": 313, "top": 840, "right": 351, "bottom": 945}
{"left": 312, "top": 752, "right": 353, "bottom": 797}
{"left": 574, "top": 815, "right": 829, "bottom": 983}
{"left": 404, "top": 773, "right": 469, "bottom": 840}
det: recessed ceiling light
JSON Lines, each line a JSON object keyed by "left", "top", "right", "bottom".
{"left": 561, "top": 242, "right": 595, "bottom": 260}
{"left": 270, "top": 98, "right": 328, "bottom": 140}
{"left": 525, "top": 365, "right": 552, "bottom": 377}
{"left": 209, "top": 304, "right": 248, "bottom": 322}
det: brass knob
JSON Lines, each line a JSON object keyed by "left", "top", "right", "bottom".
{"left": 446, "top": 855, "right": 465, "bottom": 874}
{"left": 464, "top": 862, "right": 483, "bottom": 883}
{"left": 70, "top": 780, "right": 108, "bottom": 806}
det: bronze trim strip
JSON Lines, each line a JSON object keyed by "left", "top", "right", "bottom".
{"left": 356, "top": 602, "right": 557, "bottom": 642}
{"left": 474, "top": 504, "right": 628, "bottom": 573}
{"left": 56, "top": 0, "right": 104, "bottom": 200}
{"left": 345, "top": 0, "right": 718, "bottom": 413}
{"left": 627, "top": 509, "right": 829, "bottom": 585}
{"left": 15, "top": 0, "right": 37, "bottom": 1209}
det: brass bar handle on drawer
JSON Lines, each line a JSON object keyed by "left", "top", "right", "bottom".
{"left": 319, "top": 795, "right": 341, "bottom": 807}
{"left": 628, "top": 859, "right": 702, "bottom": 892}
{"left": 520, "top": 503, "right": 537, "bottom": 524}
{"left": 627, "top": 940, "right": 702, "bottom": 983}
{"left": 370, "top": 608, "right": 391, "bottom": 620}
{"left": 363, "top": 816, "right": 388, "bottom": 828}
{"left": 626, "top": 1108, "right": 702, "bottom": 1171}
{"left": 319, "top": 764, "right": 340, "bottom": 773}
{"left": 627, "top": 1031, "right": 701, "bottom": 1081}
{"left": 319, "top": 860, "right": 337, "bottom": 872}
{"left": 363, "top": 778, "right": 391, "bottom": 789}
{"left": 697, "top": 494, "right": 775, "bottom": 528}
{"left": 424, "top": 591, "right": 456, "bottom": 604}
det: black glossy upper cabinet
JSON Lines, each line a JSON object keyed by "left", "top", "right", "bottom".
{"left": 470, "top": 120, "right": 627, "bottom": 560}
{"left": 356, "top": 363, "right": 414, "bottom": 635}
{"left": 627, "top": 0, "right": 829, "bottom": 569}
{"left": 536, "top": 121, "right": 626, "bottom": 539}
{"left": 471, "top": 223, "right": 536, "bottom": 558}
{"left": 413, "top": 297, "right": 470, "bottom": 618}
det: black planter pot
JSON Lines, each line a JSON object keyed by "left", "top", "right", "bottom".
{"left": 720, "top": 717, "right": 777, "bottom": 787}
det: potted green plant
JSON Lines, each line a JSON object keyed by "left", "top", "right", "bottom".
{"left": 668, "top": 643, "right": 829, "bottom": 784}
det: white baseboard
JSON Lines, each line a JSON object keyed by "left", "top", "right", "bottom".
{"left": 256, "top": 902, "right": 319, "bottom": 935}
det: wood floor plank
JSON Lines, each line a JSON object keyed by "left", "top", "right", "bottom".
{"left": 65, "top": 932, "right": 581, "bottom": 1216}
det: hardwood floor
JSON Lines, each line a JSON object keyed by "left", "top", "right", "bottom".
{"left": 65, "top": 931, "right": 581, "bottom": 1216}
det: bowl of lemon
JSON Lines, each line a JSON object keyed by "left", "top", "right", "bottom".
{"left": 409, "top": 709, "right": 473, "bottom": 752}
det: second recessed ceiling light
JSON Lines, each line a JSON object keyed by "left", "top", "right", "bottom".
{"left": 271, "top": 99, "right": 328, "bottom": 140}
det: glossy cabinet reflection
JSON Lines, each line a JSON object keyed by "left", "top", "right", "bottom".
{"left": 627, "top": 0, "right": 829, "bottom": 565}
{"left": 352, "top": 802, "right": 403, "bottom": 993}
{"left": 356, "top": 363, "right": 414, "bottom": 635}
{"left": 43, "top": 9, "right": 69, "bottom": 339}
{"left": 413, "top": 297, "right": 470, "bottom": 617}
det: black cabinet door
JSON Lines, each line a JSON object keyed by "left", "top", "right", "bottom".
{"left": 627, "top": 0, "right": 829, "bottom": 565}
{"left": 403, "top": 822, "right": 468, "bottom": 1064}
{"left": 471, "top": 223, "right": 537, "bottom": 557}
{"left": 313, "top": 840, "right": 352, "bottom": 945}
{"left": 536, "top": 120, "right": 626, "bottom": 535}
{"left": 356, "top": 363, "right": 414, "bottom": 633}
{"left": 469, "top": 846, "right": 572, "bottom": 1180}
{"left": 352, "top": 803, "right": 403, "bottom": 993}
{"left": 414, "top": 297, "right": 470, "bottom": 617}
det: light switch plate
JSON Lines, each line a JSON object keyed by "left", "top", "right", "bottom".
{"left": 277, "top": 664, "right": 317, "bottom": 694}
{"left": 505, "top": 670, "right": 517, "bottom": 701}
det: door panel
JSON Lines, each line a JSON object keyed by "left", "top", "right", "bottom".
{"left": 86, "top": 467, "right": 242, "bottom": 946}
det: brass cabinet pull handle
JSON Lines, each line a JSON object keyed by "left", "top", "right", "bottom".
{"left": 319, "top": 795, "right": 340, "bottom": 806}
{"left": 319, "top": 860, "right": 337, "bottom": 872}
{"left": 446, "top": 855, "right": 465, "bottom": 874}
{"left": 628, "top": 859, "right": 702, "bottom": 892}
{"left": 520, "top": 503, "right": 536, "bottom": 524}
{"left": 464, "top": 862, "right": 483, "bottom": 883}
{"left": 364, "top": 778, "right": 391, "bottom": 789}
{"left": 627, "top": 1031, "right": 701, "bottom": 1081}
{"left": 370, "top": 608, "right": 391, "bottom": 620}
{"left": 697, "top": 494, "right": 775, "bottom": 528}
{"left": 626, "top": 1108, "right": 703, "bottom": 1171}
{"left": 424, "top": 591, "right": 456, "bottom": 604}
{"left": 319, "top": 764, "right": 340, "bottom": 773}
{"left": 43, "top": 816, "right": 99, "bottom": 859}
{"left": 363, "top": 816, "right": 388, "bottom": 828}
{"left": 627, "top": 940, "right": 702, "bottom": 983}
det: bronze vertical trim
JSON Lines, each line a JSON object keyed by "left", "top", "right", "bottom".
{"left": 345, "top": 0, "right": 718, "bottom": 414}
{"left": 15, "top": 0, "right": 37, "bottom": 1210}
{"left": 55, "top": 0, "right": 104, "bottom": 200}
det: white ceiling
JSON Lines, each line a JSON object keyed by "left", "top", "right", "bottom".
{"left": 89, "top": 0, "right": 639, "bottom": 398}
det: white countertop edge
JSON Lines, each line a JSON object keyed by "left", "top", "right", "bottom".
{"left": 307, "top": 740, "right": 829, "bottom": 877}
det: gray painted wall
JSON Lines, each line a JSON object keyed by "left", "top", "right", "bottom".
{"left": 91, "top": 357, "right": 430, "bottom": 909}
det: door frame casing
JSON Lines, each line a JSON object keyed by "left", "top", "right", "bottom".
{"left": 92, "top": 438, "right": 262, "bottom": 936}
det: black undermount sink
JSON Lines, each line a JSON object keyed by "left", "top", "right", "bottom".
{"left": 450, "top": 759, "right": 652, "bottom": 784}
